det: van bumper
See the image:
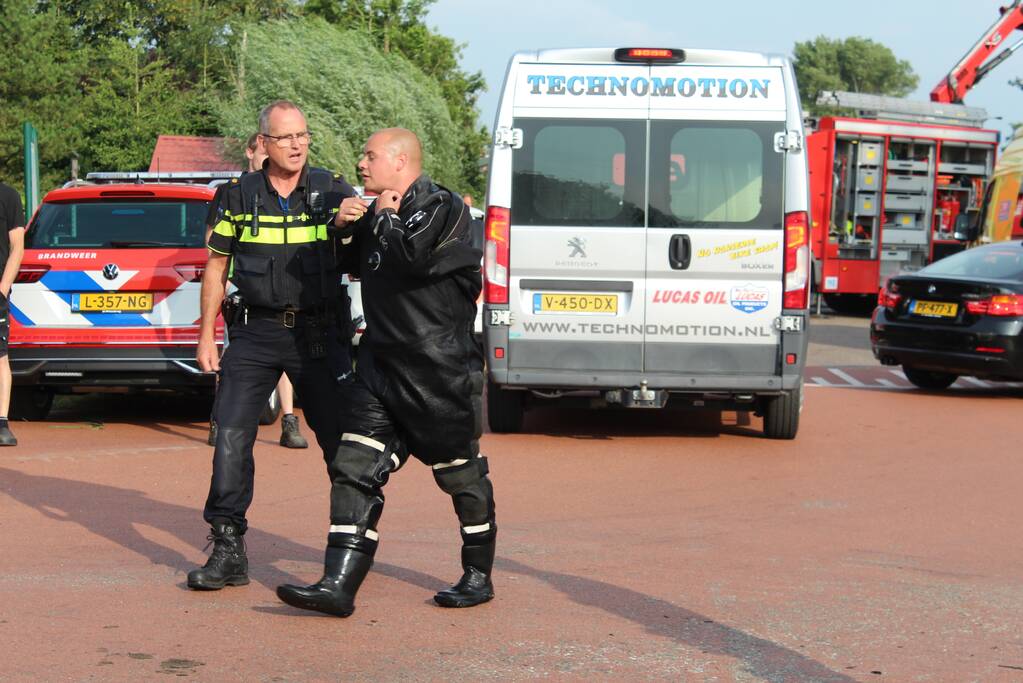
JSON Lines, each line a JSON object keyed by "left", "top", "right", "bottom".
{"left": 10, "top": 346, "right": 215, "bottom": 389}
{"left": 487, "top": 368, "right": 800, "bottom": 393}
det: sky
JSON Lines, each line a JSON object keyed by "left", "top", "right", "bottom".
{"left": 426, "top": 0, "right": 1023, "bottom": 144}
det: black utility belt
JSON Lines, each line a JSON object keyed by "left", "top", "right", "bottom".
{"left": 243, "top": 306, "right": 333, "bottom": 328}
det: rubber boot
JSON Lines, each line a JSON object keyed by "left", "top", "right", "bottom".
{"left": 187, "top": 521, "right": 249, "bottom": 590}
{"left": 434, "top": 541, "right": 495, "bottom": 608}
{"left": 279, "top": 414, "right": 308, "bottom": 449}
{"left": 276, "top": 546, "right": 373, "bottom": 617}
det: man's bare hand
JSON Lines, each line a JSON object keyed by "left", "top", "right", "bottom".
{"left": 375, "top": 190, "right": 402, "bottom": 214}
{"left": 196, "top": 335, "right": 220, "bottom": 373}
{"left": 333, "top": 196, "right": 370, "bottom": 226}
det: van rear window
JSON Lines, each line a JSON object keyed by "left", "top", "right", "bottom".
{"left": 27, "top": 200, "right": 210, "bottom": 248}
{"left": 648, "top": 121, "right": 783, "bottom": 229}
{"left": 512, "top": 119, "right": 645, "bottom": 227}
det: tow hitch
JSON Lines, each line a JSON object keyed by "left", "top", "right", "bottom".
{"left": 605, "top": 381, "right": 668, "bottom": 409}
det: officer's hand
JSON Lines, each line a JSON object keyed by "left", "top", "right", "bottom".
{"left": 334, "top": 197, "right": 370, "bottom": 226}
{"left": 375, "top": 190, "right": 401, "bottom": 214}
{"left": 197, "top": 336, "right": 220, "bottom": 373}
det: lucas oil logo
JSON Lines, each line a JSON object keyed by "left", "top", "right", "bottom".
{"left": 730, "top": 284, "right": 769, "bottom": 314}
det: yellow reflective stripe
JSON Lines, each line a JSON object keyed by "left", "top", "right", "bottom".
{"left": 212, "top": 219, "right": 234, "bottom": 238}
{"left": 237, "top": 224, "right": 331, "bottom": 244}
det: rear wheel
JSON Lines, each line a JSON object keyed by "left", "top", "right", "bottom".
{"left": 486, "top": 378, "right": 524, "bottom": 433}
{"left": 258, "top": 387, "right": 282, "bottom": 425}
{"left": 762, "top": 381, "right": 802, "bottom": 440}
{"left": 902, "top": 366, "right": 957, "bottom": 390}
{"left": 10, "top": 387, "right": 55, "bottom": 421}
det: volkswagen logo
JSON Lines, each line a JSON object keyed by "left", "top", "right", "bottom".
{"left": 927, "top": 284, "right": 937, "bottom": 294}
{"left": 102, "top": 263, "right": 120, "bottom": 280}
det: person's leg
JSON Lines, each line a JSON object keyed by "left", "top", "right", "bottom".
{"left": 0, "top": 354, "right": 15, "bottom": 446}
{"left": 425, "top": 373, "right": 496, "bottom": 607}
{"left": 276, "top": 373, "right": 308, "bottom": 448}
{"left": 277, "top": 363, "right": 402, "bottom": 617}
{"left": 189, "top": 320, "right": 283, "bottom": 590}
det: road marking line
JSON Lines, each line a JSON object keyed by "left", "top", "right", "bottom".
{"left": 889, "top": 368, "right": 908, "bottom": 380}
{"left": 959, "top": 377, "right": 990, "bottom": 388}
{"left": 875, "top": 378, "right": 898, "bottom": 387}
{"left": 829, "top": 368, "right": 865, "bottom": 386}
{"left": 810, "top": 376, "right": 834, "bottom": 386}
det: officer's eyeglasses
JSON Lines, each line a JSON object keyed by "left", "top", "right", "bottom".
{"left": 262, "top": 132, "right": 312, "bottom": 147}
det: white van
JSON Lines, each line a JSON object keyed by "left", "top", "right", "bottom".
{"left": 481, "top": 47, "right": 810, "bottom": 439}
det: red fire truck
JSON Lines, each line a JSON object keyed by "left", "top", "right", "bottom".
{"left": 808, "top": 1, "right": 1023, "bottom": 312}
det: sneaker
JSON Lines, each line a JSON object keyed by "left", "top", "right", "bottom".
{"left": 279, "top": 414, "right": 308, "bottom": 449}
{"left": 207, "top": 421, "right": 218, "bottom": 447}
{"left": 0, "top": 425, "right": 17, "bottom": 446}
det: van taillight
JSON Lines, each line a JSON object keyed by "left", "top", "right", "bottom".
{"left": 15, "top": 265, "right": 50, "bottom": 283}
{"left": 484, "top": 206, "right": 510, "bottom": 305}
{"left": 783, "top": 211, "right": 810, "bottom": 309}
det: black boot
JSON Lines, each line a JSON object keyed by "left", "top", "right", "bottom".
{"left": 187, "top": 521, "right": 249, "bottom": 590}
{"left": 276, "top": 547, "right": 373, "bottom": 617}
{"left": 434, "top": 541, "right": 495, "bottom": 608}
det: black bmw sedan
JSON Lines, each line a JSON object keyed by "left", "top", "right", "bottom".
{"left": 870, "top": 241, "right": 1023, "bottom": 390}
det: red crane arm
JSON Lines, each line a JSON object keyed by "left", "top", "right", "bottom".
{"left": 931, "top": 1, "right": 1023, "bottom": 103}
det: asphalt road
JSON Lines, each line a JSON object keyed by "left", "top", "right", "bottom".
{"left": 1, "top": 312, "right": 1021, "bottom": 682}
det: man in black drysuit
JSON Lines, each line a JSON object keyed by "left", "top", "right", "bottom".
{"left": 276, "top": 127, "right": 496, "bottom": 617}
{"left": 188, "top": 100, "right": 356, "bottom": 590}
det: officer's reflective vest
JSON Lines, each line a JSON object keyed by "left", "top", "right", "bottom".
{"left": 211, "top": 169, "right": 339, "bottom": 311}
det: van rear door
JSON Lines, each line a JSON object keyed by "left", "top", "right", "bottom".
{"left": 505, "top": 64, "right": 649, "bottom": 379}
{"left": 643, "top": 67, "right": 787, "bottom": 379}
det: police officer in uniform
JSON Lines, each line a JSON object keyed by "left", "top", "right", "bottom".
{"left": 188, "top": 100, "right": 356, "bottom": 590}
{"left": 276, "top": 128, "right": 495, "bottom": 617}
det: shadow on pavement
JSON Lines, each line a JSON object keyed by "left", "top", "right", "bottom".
{"left": 0, "top": 468, "right": 444, "bottom": 593}
{"left": 498, "top": 557, "right": 857, "bottom": 682}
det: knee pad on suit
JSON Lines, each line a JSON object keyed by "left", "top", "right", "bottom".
{"left": 432, "top": 455, "right": 496, "bottom": 545}
{"left": 327, "top": 432, "right": 408, "bottom": 554}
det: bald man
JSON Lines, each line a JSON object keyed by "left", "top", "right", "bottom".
{"left": 276, "top": 128, "right": 495, "bottom": 617}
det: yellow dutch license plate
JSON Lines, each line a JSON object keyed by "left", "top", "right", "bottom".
{"left": 911, "top": 299, "right": 957, "bottom": 318}
{"left": 534, "top": 292, "right": 618, "bottom": 314}
{"left": 73, "top": 292, "right": 154, "bottom": 313}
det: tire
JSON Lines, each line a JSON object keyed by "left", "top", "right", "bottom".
{"left": 10, "top": 387, "right": 55, "bottom": 421}
{"left": 486, "top": 378, "right": 524, "bottom": 433}
{"left": 762, "top": 381, "right": 802, "bottom": 440}
{"left": 258, "top": 387, "right": 281, "bottom": 425}
{"left": 902, "top": 366, "right": 957, "bottom": 391}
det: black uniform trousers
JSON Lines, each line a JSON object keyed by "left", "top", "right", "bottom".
{"left": 204, "top": 316, "right": 351, "bottom": 532}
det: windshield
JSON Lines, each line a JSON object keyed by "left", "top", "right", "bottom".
{"left": 922, "top": 243, "right": 1023, "bottom": 281}
{"left": 27, "top": 200, "right": 210, "bottom": 248}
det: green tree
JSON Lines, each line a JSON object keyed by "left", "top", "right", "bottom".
{"left": 304, "top": 0, "right": 487, "bottom": 195}
{"left": 793, "top": 36, "right": 919, "bottom": 116}
{"left": 215, "top": 18, "right": 467, "bottom": 190}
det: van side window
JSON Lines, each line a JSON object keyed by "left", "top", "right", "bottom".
{"left": 648, "top": 122, "right": 783, "bottom": 229}
{"left": 512, "top": 119, "right": 645, "bottom": 227}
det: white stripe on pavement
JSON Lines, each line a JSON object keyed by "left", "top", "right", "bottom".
{"left": 829, "top": 368, "right": 866, "bottom": 387}
{"left": 959, "top": 377, "right": 991, "bottom": 388}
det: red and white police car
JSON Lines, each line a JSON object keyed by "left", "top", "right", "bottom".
{"left": 8, "top": 172, "right": 269, "bottom": 420}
